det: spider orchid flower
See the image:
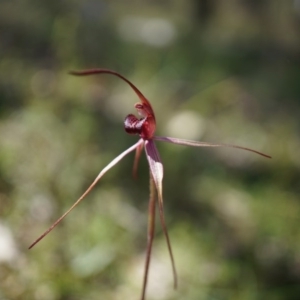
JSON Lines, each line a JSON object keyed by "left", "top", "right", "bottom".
{"left": 29, "top": 69, "right": 271, "bottom": 300}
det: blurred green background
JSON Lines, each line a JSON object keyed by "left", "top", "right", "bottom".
{"left": 0, "top": 1, "right": 300, "bottom": 299}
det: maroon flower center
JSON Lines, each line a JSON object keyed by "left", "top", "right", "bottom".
{"left": 124, "top": 103, "right": 156, "bottom": 140}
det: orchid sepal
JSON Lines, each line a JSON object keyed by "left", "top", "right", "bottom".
{"left": 29, "top": 138, "right": 144, "bottom": 249}
{"left": 154, "top": 136, "right": 271, "bottom": 158}
{"left": 144, "top": 139, "right": 178, "bottom": 289}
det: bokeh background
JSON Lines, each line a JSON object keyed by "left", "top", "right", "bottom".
{"left": 0, "top": 1, "right": 300, "bottom": 299}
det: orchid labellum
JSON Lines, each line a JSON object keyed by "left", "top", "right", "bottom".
{"left": 29, "top": 69, "right": 271, "bottom": 300}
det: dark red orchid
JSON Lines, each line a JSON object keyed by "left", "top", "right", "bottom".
{"left": 29, "top": 69, "right": 271, "bottom": 300}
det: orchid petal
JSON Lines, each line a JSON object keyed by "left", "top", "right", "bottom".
{"left": 144, "top": 139, "right": 178, "bottom": 289}
{"left": 70, "top": 69, "right": 155, "bottom": 118}
{"left": 144, "top": 140, "right": 163, "bottom": 189}
{"left": 132, "top": 142, "right": 144, "bottom": 179}
{"left": 29, "top": 139, "right": 144, "bottom": 249}
{"left": 141, "top": 173, "right": 156, "bottom": 300}
{"left": 154, "top": 136, "right": 271, "bottom": 158}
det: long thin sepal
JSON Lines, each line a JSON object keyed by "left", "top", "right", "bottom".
{"left": 69, "top": 69, "right": 155, "bottom": 117}
{"left": 141, "top": 172, "right": 156, "bottom": 300}
{"left": 29, "top": 139, "right": 144, "bottom": 249}
{"left": 144, "top": 140, "right": 178, "bottom": 289}
{"left": 154, "top": 136, "right": 271, "bottom": 158}
{"left": 133, "top": 142, "right": 144, "bottom": 179}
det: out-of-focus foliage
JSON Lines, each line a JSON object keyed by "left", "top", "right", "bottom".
{"left": 0, "top": 1, "right": 300, "bottom": 299}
